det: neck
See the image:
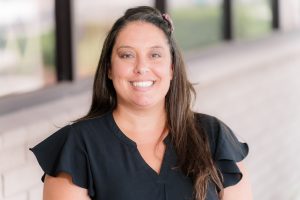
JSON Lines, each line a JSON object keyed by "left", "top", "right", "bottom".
{"left": 112, "top": 104, "right": 168, "bottom": 144}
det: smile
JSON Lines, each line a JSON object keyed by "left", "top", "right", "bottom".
{"left": 130, "top": 81, "right": 155, "bottom": 88}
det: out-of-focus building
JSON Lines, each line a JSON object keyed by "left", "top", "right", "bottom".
{"left": 0, "top": 1, "right": 300, "bottom": 200}
{"left": 0, "top": 0, "right": 299, "bottom": 98}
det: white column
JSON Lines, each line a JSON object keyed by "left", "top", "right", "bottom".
{"left": 279, "top": 0, "right": 300, "bottom": 31}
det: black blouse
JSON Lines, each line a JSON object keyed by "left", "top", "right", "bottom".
{"left": 30, "top": 111, "right": 248, "bottom": 200}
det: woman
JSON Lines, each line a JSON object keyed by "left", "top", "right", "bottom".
{"left": 31, "top": 6, "right": 252, "bottom": 200}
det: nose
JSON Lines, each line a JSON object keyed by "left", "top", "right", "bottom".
{"left": 134, "top": 56, "right": 150, "bottom": 75}
{"left": 135, "top": 67, "right": 149, "bottom": 75}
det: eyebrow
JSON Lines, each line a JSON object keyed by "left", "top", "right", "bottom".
{"left": 116, "top": 45, "right": 133, "bottom": 50}
{"left": 150, "top": 45, "right": 164, "bottom": 49}
{"left": 116, "top": 45, "right": 164, "bottom": 50}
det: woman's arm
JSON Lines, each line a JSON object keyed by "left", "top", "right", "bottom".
{"left": 43, "top": 172, "right": 91, "bottom": 200}
{"left": 222, "top": 161, "right": 253, "bottom": 200}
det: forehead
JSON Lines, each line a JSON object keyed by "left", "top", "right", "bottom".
{"left": 114, "top": 21, "right": 169, "bottom": 49}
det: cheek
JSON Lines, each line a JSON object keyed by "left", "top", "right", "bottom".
{"left": 169, "top": 65, "right": 173, "bottom": 80}
{"left": 163, "top": 65, "right": 173, "bottom": 80}
{"left": 162, "top": 57, "right": 173, "bottom": 80}
{"left": 110, "top": 56, "right": 129, "bottom": 78}
{"left": 110, "top": 63, "right": 131, "bottom": 79}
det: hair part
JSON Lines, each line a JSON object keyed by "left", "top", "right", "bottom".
{"left": 77, "top": 6, "right": 223, "bottom": 200}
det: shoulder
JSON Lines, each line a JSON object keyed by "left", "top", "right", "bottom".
{"left": 71, "top": 112, "right": 111, "bottom": 134}
{"left": 59, "top": 111, "right": 114, "bottom": 143}
{"left": 194, "top": 112, "right": 222, "bottom": 152}
{"left": 194, "top": 112, "right": 248, "bottom": 161}
{"left": 194, "top": 112, "right": 230, "bottom": 135}
{"left": 194, "top": 112, "right": 249, "bottom": 188}
{"left": 194, "top": 112, "right": 220, "bottom": 137}
{"left": 33, "top": 112, "right": 113, "bottom": 152}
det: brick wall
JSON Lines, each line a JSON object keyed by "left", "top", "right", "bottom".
{"left": 0, "top": 94, "right": 90, "bottom": 200}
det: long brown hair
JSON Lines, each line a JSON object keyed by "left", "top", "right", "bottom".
{"left": 78, "top": 6, "right": 223, "bottom": 200}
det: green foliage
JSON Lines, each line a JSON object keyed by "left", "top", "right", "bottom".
{"left": 234, "top": 1, "right": 272, "bottom": 40}
{"left": 41, "top": 30, "right": 55, "bottom": 70}
{"left": 0, "top": 28, "right": 7, "bottom": 49}
{"left": 171, "top": 2, "right": 272, "bottom": 51}
{"left": 16, "top": 36, "right": 27, "bottom": 56}
{"left": 171, "top": 6, "right": 222, "bottom": 51}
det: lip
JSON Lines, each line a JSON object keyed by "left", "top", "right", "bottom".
{"left": 129, "top": 80, "right": 156, "bottom": 91}
{"left": 129, "top": 80, "right": 156, "bottom": 85}
{"left": 129, "top": 79, "right": 156, "bottom": 82}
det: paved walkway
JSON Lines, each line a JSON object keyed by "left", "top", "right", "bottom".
{"left": 187, "top": 30, "right": 300, "bottom": 200}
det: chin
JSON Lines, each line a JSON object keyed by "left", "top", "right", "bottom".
{"left": 132, "top": 99, "right": 163, "bottom": 109}
{"left": 133, "top": 101, "right": 153, "bottom": 108}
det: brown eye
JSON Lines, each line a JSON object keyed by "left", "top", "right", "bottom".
{"left": 120, "top": 53, "right": 134, "bottom": 59}
{"left": 151, "top": 53, "right": 161, "bottom": 58}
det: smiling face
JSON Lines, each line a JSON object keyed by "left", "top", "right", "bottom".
{"left": 109, "top": 21, "right": 173, "bottom": 110}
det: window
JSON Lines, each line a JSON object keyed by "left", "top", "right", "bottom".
{"left": 234, "top": 0, "right": 272, "bottom": 40}
{"left": 0, "top": 0, "right": 55, "bottom": 97}
{"left": 169, "top": 0, "right": 223, "bottom": 51}
{"left": 0, "top": 0, "right": 55, "bottom": 96}
{"left": 73, "top": 0, "right": 154, "bottom": 79}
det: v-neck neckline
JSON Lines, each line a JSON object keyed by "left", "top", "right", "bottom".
{"left": 108, "top": 110, "right": 171, "bottom": 178}
{"left": 135, "top": 137, "right": 171, "bottom": 177}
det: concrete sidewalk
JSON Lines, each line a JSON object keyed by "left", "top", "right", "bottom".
{"left": 188, "top": 30, "right": 300, "bottom": 199}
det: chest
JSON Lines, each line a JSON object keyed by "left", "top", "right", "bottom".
{"left": 136, "top": 142, "right": 166, "bottom": 174}
{"left": 89, "top": 140, "right": 195, "bottom": 200}
{"left": 86, "top": 121, "right": 219, "bottom": 200}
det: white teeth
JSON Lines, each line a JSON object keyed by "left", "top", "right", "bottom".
{"left": 131, "top": 81, "right": 154, "bottom": 88}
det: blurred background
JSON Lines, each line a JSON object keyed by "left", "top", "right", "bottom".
{"left": 0, "top": 0, "right": 299, "bottom": 199}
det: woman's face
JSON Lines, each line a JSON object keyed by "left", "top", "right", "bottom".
{"left": 109, "top": 21, "right": 173, "bottom": 110}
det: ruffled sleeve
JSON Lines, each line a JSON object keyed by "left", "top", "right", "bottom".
{"left": 29, "top": 124, "right": 95, "bottom": 197}
{"left": 213, "top": 118, "right": 249, "bottom": 188}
